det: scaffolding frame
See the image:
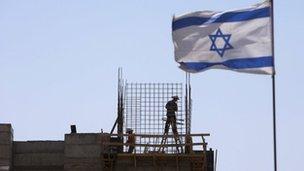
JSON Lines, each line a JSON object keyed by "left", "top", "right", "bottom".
{"left": 124, "top": 83, "right": 186, "bottom": 153}
{"left": 102, "top": 133, "right": 210, "bottom": 171}
{"left": 113, "top": 69, "right": 192, "bottom": 154}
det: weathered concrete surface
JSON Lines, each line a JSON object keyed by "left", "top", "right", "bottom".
{"left": 14, "top": 141, "right": 64, "bottom": 171}
{"left": 14, "top": 141, "right": 64, "bottom": 154}
{"left": 13, "top": 141, "right": 64, "bottom": 171}
{"left": 0, "top": 133, "right": 13, "bottom": 145}
{"left": 14, "top": 153, "right": 64, "bottom": 166}
{"left": 0, "top": 124, "right": 13, "bottom": 171}
{"left": 65, "top": 144, "right": 101, "bottom": 158}
{"left": 64, "top": 133, "right": 110, "bottom": 171}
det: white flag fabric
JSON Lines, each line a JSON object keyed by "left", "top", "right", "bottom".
{"left": 172, "top": 1, "right": 274, "bottom": 75}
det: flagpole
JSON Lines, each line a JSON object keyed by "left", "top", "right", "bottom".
{"left": 272, "top": 75, "right": 277, "bottom": 171}
{"left": 185, "top": 72, "right": 189, "bottom": 134}
{"left": 185, "top": 72, "right": 191, "bottom": 135}
{"left": 270, "top": 0, "right": 277, "bottom": 171}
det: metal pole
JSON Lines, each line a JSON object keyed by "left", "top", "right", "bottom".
{"left": 214, "top": 150, "right": 218, "bottom": 171}
{"left": 272, "top": 75, "right": 277, "bottom": 171}
{"left": 185, "top": 72, "right": 189, "bottom": 134}
{"left": 270, "top": 0, "right": 277, "bottom": 170}
{"left": 188, "top": 73, "right": 191, "bottom": 134}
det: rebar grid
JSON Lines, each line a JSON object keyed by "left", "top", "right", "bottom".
{"left": 124, "top": 83, "right": 186, "bottom": 153}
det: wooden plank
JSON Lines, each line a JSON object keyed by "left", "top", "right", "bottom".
{"left": 109, "top": 133, "right": 210, "bottom": 137}
{"left": 103, "top": 142, "right": 207, "bottom": 147}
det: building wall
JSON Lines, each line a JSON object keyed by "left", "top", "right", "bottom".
{"left": 0, "top": 124, "right": 212, "bottom": 171}
{"left": 0, "top": 124, "right": 112, "bottom": 171}
{"left": 0, "top": 124, "right": 13, "bottom": 171}
{"left": 64, "top": 133, "right": 109, "bottom": 171}
{"left": 13, "top": 141, "right": 64, "bottom": 171}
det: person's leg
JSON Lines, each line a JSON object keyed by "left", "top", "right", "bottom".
{"left": 164, "top": 117, "right": 171, "bottom": 134}
{"left": 172, "top": 116, "right": 179, "bottom": 136}
{"left": 128, "top": 145, "right": 134, "bottom": 153}
{"left": 171, "top": 116, "right": 181, "bottom": 153}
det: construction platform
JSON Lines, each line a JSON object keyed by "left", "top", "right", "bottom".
{"left": 0, "top": 124, "right": 214, "bottom": 171}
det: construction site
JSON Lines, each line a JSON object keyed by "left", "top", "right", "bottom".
{"left": 0, "top": 69, "right": 215, "bottom": 171}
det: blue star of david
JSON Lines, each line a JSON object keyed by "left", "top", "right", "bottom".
{"left": 209, "top": 28, "right": 233, "bottom": 57}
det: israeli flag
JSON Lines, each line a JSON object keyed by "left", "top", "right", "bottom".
{"left": 172, "top": 1, "right": 274, "bottom": 75}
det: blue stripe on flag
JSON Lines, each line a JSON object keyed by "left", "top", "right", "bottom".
{"left": 173, "top": 7, "right": 270, "bottom": 31}
{"left": 180, "top": 56, "right": 273, "bottom": 71}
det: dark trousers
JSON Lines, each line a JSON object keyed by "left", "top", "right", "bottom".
{"left": 128, "top": 145, "right": 134, "bottom": 153}
{"left": 164, "top": 115, "right": 181, "bottom": 153}
{"left": 164, "top": 115, "right": 178, "bottom": 135}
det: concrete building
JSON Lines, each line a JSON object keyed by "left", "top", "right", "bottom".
{"left": 0, "top": 124, "right": 214, "bottom": 171}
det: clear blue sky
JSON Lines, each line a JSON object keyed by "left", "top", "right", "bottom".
{"left": 0, "top": 0, "right": 303, "bottom": 170}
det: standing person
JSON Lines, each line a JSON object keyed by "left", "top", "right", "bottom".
{"left": 126, "top": 128, "right": 135, "bottom": 153}
{"left": 163, "top": 96, "right": 182, "bottom": 153}
{"left": 164, "top": 96, "right": 179, "bottom": 135}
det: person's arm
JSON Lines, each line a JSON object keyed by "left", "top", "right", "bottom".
{"left": 165, "top": 102, "right": 169, "bottom": 109}
{"left": 126, "top": 136, "right": 130, "bottom": 145}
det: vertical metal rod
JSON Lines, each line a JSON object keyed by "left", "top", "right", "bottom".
{"left": 185, "top": 72, "right": 191, "bottom": 134}
{"left": 270, "top": 0, "right": 277, "bottom": 171}
{"left": 185, "top": 72, "right": 189, "bottom": 134}
{"left": 117, "top": 68, "right": 120, "bottom": 134}
{"left": 117, "top": 68, "right": 122, "bottom": 135}
{"left": 188, "top": 73, "right": 191, "bottom": 134}
{"left": 272, "top": 75, "right": 277, "bottom": 171}
{"left": 214, "top": 150, "right": 218, "bottom": 171}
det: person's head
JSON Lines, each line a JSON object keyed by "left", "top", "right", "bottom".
{"left": 126, "top": 128, "right": 133, "bottom": 134}
{"left": 172, "top": 96, "right": 179, "bottom": 102}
